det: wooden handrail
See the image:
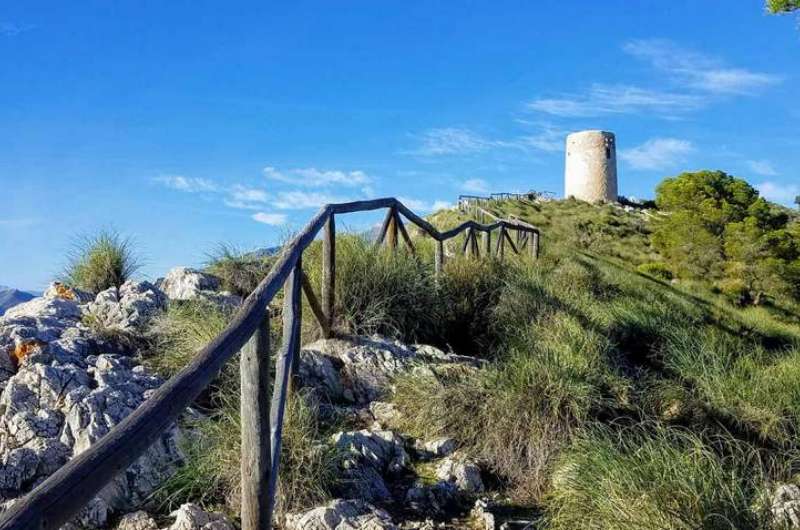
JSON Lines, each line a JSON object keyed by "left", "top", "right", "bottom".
{"left": 0, "top": 197, "right": 541, "bottom": 530}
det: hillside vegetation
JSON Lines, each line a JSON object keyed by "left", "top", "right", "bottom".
{"left": 68, "top": 169, "right": 800, "bottom": 528}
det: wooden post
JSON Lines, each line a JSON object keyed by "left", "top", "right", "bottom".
{"left": 461, "top": 228, "right": 472, "bottom": 256}
{"left": 395, "top": 211, "right": 416, "bottom": 255}
{"left": 301, "top": 270, "right": 331, "bottom": 339}
{"left": 435, "top": 239, "right": 444, "bottom": 275}
{"left": 240, "top": 316, "right": 271, "bottom": 530}
{"left": 266, "top": 261, "right": 302, "bottom": 519}
{"left": 497, "top": 226, "right": 505, "bottom": 260}
{"left": 290, "top": 256, "right": 302, "bottom": 377}
{"left": 376, "top": 207, "right": 394, "bottom": 246}
{"left": 532, "top": 231, "right": 540, "bottom": 259}
{"left": 504, "top": 229, "right": 519, "bottom": 255}
{"left": 483, "top": 230, "right": 491, "bottom": 257}
{"left": 386, "top": 207, "right": 398, "bottom": 250}
{"left": 471, "top": 230, "right": 479, "bottom": 257}
{"left": 321, "top": 215, "right": 335, "bottom": 338}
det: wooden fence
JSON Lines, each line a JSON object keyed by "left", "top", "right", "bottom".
{"left": 0, "top": 198, "right": 540, "bottom": 530}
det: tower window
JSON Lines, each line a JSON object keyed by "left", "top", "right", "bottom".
{"left": 605, "top": 147, "right": 611, "bottom": 159}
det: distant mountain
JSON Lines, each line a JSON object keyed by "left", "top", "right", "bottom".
{"left": 0, "top": 286, "right": 35, "bottom": 316}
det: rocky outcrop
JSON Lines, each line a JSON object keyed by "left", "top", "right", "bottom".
{"left": 158, "top": 268, "right": 240, "bottom": 309}
{"left": 0, "top": 282, "right": 180, "bottom": 527}
{"left": 297, "top": 336, "right": 483, "bottom": 405}
{"left": 285, "top": 499, "right": 398, "bottom": 530}
{"left": 85, "top": 281, "right": 167, "bottom": 332}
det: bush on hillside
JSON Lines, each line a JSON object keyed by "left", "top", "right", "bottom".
{"left": 61, "top": 229, "right": 141, "bottom": 294}
{"left": 636, "top": 262, "right": 674, "bottom": 281}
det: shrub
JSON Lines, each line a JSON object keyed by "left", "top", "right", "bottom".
{"left": 325, "top": 236, "right": 440, "bottom": 343}
{"left": 437, "top": 256, "right": 508, "bottom": 354}
{"left": 61, "top": 230, "right": 140, "bottom": 293}
{"left": 545, "top": 425, "right": 775, "bottom": 530}
{"left": 205, "top": 244, "right": 275, "bottom": 297}
{"left": 637, "top": 261, "right": 674, "bottom": 281}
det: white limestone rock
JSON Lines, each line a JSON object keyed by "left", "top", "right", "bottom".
{"left": 116, "top": 511, "right": 158, "bottom": 530}
{"left": 298, "top": 336, "right": 481, "bottom": 405}
{"left": 772, "top": 484, "right": 800, "bottom": 528}
{"left": 85, "top": 281, "right": 166, "bottom": 331}
{"left": 166, "top": 503, "right": 234, "bottom": 530}
{"left": 435, "top": 455, "right": 484, "bottom": 494}
{"left": 285, "top": 499, "right": 398, "bottom": 530}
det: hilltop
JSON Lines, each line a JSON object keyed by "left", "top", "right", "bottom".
{"left": 1, "top": 172, "right": 799, "bottom": 529}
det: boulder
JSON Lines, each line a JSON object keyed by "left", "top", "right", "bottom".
{"left": 772, "top": 484, "right": 800, "bottom": 528}
{"left": 85, "top": 281, "right": 166, "bottom": 331}
{"left": 414, "top": 438, "right": 456, "bottom": 460}
{"left": 435, "top": 455, "right": 484, "bottom": 494}
{"left": 332, "top": 429, "right": 410, "bottom": 503}
{"left": 404, "top": 481, "right": 458, "bottom": 516}
{"left": 166, "top": 503, "right": 235, "bottom": 530}
{"left": 298, "top": 336, "right": 481, "bottom": 405}
{"left": 285, "top": 499, "right": 398, "bottom": 530}
{"left": 159, "top": 268, "right": 241, "bottom": 309}
{"left": 116, "top": 511, "right": 158, "bottom": 530}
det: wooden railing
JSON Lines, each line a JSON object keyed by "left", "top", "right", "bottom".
{"left": 0, "top": 198, "right": 540, "bottom": 530}
{"left": 457, "top": 190, "right": 555, "bottom": 212}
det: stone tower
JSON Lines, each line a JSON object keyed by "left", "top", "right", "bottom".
{"left": 564, "top": 130, "right": 618, "bottom": 203}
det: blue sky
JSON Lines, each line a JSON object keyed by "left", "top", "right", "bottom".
{"left": 2, "top": 1, "right": 798, "bottom": 290}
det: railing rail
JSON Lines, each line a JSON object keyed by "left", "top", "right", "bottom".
{"left": 0, "top": 197, "right": 540, "bottom": 530}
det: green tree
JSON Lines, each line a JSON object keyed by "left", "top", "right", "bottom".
{"left": 767, "top": 0, "right": 800, "bottom": 13}
{"left": 653, "top": 170, "right": 800, "bottom": 303}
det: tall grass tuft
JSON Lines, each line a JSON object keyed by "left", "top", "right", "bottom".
{"left": 545, "top": 424, "right": 777, "bottom": 530}
{"left": 205, "top": 244, "right": 275, "bottom": 297}
{"left": 61, "top": 229, "right": 141, "bottom": 293}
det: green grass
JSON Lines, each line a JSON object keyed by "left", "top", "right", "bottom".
{"left": 545, "top": 425, "right": 779, "bottom": 530}
{"left": 61, "top": 229, "right": 141, "bottom": 293}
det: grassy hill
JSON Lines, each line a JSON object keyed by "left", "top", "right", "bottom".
{"left": 417, "top": 197, "right": 800, "bottom": 527}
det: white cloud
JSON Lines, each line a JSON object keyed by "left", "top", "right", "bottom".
{"left": 516, "top": 123, "right": 567, "bottom": 152}
{"left": 623, "top": 39, "right": 781, "bottom": 95}
{"left": 747, "top": 160, "right": 779, "bottom": 177}
{"left": 273, "top": 191, "right": 352, "bottom": 210}
{"left": 398, "top": 196, "right": 451, "bottom": 213}
{"left": 461, "top": 178, "right": 490, "bottom": 194}
{"left": 412, "top": 128, "right": 496, "bottom": 156}
{"left": 527, "top": 84, "right": 705, "bottom": 118}
{"left": 263, "top": 166, "right": 371, "bottom": 187}
{"left": 225, "top": 185, "right": 269, "bottom": 209}
{"left": 155, "top": 175, "right": 218, "bottom": 193}
{"left": 252, "top": 212, "right": 288, "bottom": 225}
{"left": 757, "top": 181, "right": 799, "bottom": 206}
{"left": 620, "top": 138, "right": 694, "bottom": 170}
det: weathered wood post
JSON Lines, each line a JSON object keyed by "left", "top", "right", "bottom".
{"left": 532, "top": 231, "right": 540, "bottom": 259}
{"left": 386, "top": 207, "right": 398, "bottom": 250}
{"left": 462, "top": 228, "right": 473, "bottom": 257}
{"left": 266, "top": 261, "right": 302, "bottom": 519}
{"left": 483, "top": 229, "right": 491, "bottom": 257}
{"left": 321, "top": 215, "right": 335, "bottom": 338}
{"left": 497, "top": 226, "right": 506, "bottom": 260}
{"left": 471, "top": 230, "right": 479, "bottom": 257}
{"left": 240, "top": 313, "right": 271, "bottom": 530}
{"left": 435, "top": 239, "right": 444, "bottom": 275}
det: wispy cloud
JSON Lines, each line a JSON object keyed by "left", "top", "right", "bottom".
{"left": 757, "top": 181, "right": 799, "bottom": 206}
{"left": 516, "top": 123, "right": 568, "bottom": 152}
{"left": 747, "top": 159, "right": 779, "bottom": 177}
{"left": 527, "top": 40, "right": 780, "bottom": 119}
{"left": 224, "top": 185, "right": 270, "bottom": 209}
{"left": 527, "top": 84, "right": 705, "bottom": 118}
{"left": 461, "top": 178, "right": 490, "bottom": 194}
{"left": 1, "top": 22, "right": 34, "bottom": 37}
{"left": 411, "top": 128, "right": 498, "bottom": 156}
{"left": 263, "top": 166, "right": 371, "bottom": 187}
{"left": 620, "top": 138, "right": 694, "bottom": 170}
{"left": 154, "top": 175, "right": 219, "bottom": 193}
{"left": 252, "top": 212, "right": 288, "bottom": 225}
{"left": 397, "top": 196, "right": 451, "bottom": 213}
{"left": 623, "top": 39, "right": 781, "bottom": 95}
{"left": 273, "top": 190, "right": 352, "bottom": 210}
